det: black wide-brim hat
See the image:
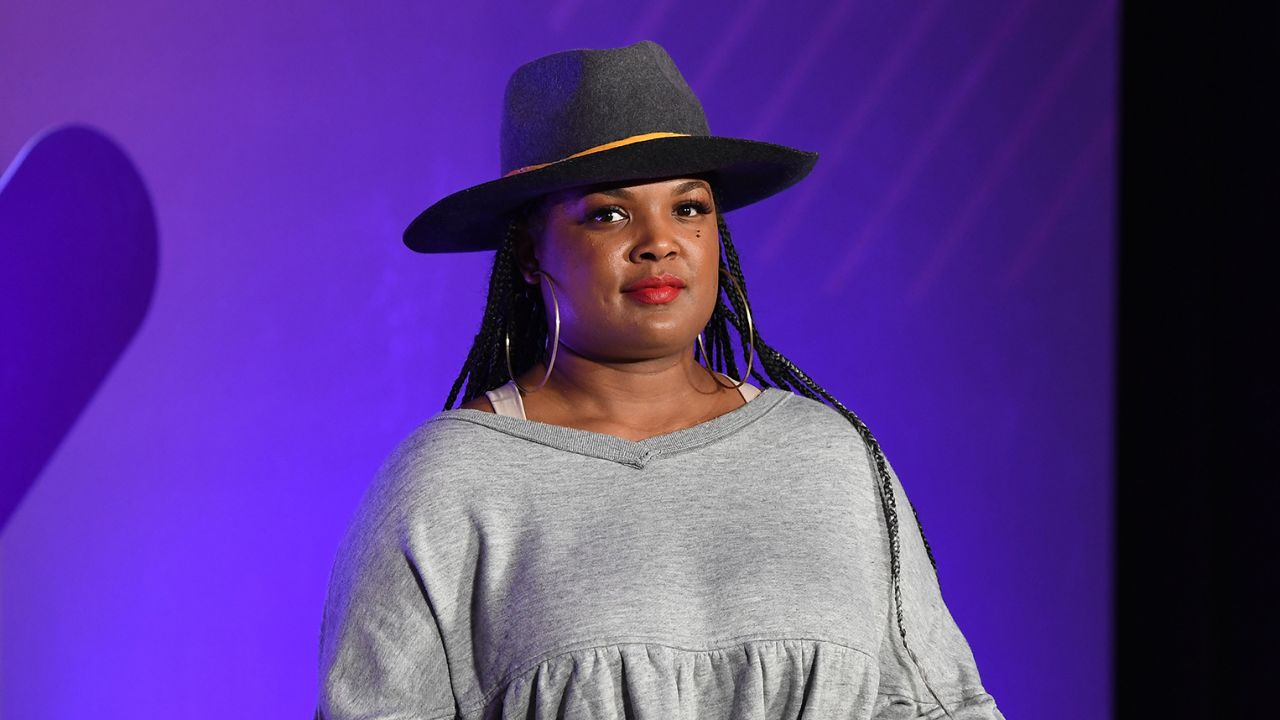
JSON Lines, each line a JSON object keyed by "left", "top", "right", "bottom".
{"left": 404, "top": 40, "right": 819, "bottom": 254}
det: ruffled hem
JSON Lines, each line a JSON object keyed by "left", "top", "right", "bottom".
{"left": 872, "top": 689, "right": 1005, "bottom": 720}
{"left": 466, "top": 638, "right": 881, "bottom": 720}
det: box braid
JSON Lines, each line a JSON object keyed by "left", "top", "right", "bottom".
{"left": 442, "top": 193, "right": 956, "bottom": 718}
{"left": 441, "top": 205, "right": 547, "bottom": 412}
{"left": 709, "top": 205, "right": 956, "bottom": 717}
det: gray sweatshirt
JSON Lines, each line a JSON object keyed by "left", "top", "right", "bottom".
{"left": 316, "top": 386, "right": 1004, "bottom": 719}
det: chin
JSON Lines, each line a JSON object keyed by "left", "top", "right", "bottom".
{"left": 609, "top": 326, "right": 698, "bottom": 357}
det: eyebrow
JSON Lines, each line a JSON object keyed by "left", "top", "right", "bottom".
{"left": 593, "top": 180, "right": 709, "bottom": 200}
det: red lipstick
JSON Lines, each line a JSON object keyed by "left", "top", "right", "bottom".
{"left": 623, "top": 273, "right": 686, "bottom": 305}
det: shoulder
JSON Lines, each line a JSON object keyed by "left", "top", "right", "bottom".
{"left": 769, "top": 389, "right": 867, "bottom": 438}
{"left": 458, "top": 395, "right": 495, "bottom": 413}
{"left": 393, "top": 406, "right": 509, "bottom": 470}
{"left": 759, "top": 388, "right": 882, "bottom": 467}
{"left": 354, "top": 407, "right": 507, "bottom": 518}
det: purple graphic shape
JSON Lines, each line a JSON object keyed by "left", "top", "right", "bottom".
{"left": 0, "top": 124, "right": 158, "bottom": 532}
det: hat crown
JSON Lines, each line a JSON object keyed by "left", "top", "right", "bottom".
{"left": 499, "top": 41, "right": 711, "bottom": 175}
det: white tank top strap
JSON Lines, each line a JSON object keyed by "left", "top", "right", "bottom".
{"left": 484, "top": 375, "right": 759, "bottom": 421}
{"left": 719, "top": 372, "right": 762, "bottom": 402}
{"left": 484, "top": 380, "right": 528, "bottom": 419}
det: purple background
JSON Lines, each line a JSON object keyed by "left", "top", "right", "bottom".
{"left": 0, "top": 1, "right": 1115, "bottom": 718}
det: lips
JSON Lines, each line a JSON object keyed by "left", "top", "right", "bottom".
{"left": 622, "top": 273, "right": 686, "bottom": 305}
{"left": 626, "top": 286, "right": 682, "bottom": 304}
{"left": 622, "top": 273, "right": 686, "bottom": 292}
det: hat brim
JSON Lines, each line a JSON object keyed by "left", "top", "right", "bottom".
{"left": 402, "top": 135, "right": 818, "bottom": 254}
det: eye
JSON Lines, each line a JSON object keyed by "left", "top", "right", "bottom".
{"left": 587, "top": 205, "right": 626, "bottom": 224}
{"left": 676, "top": 200, "right": 714, "bottom": 218}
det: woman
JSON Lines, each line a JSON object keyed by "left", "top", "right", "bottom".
{"left": 317, "top": 40, "right": 1004, "bottom": 720}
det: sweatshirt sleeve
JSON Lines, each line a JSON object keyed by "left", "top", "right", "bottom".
{"left": 869, "top": 452, "right": 1006, "bottom": 720}
{"left": 315, "top": 438, "right": 458, "bottom": 720}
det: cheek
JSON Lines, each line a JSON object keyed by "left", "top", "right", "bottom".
{"left": 545, "top": 249, "right": 618, "bottom": 319}
{"left": 695, "top": 242, "right": 722, "bottom": 312}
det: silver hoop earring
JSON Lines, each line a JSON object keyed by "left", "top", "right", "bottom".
{"left": 695, "top": 267, "right": 755, "bottom": 389}
{"left": 505, "top": 270, "right": 561, "bottom": 393}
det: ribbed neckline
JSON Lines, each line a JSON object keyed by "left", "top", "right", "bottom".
{"left": 433, "top": 387, "right": 792, "bottom": 469}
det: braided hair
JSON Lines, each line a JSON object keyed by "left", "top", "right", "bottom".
{"left": 442, "top": 190, "right": 957, "bottom": 718}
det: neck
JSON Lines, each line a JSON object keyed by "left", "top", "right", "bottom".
{"left": 514, "top": 342, "right": 735, "bottom": 431}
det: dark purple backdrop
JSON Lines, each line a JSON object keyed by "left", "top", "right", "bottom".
{"left": 0, "top": 1, "right": 1114, "bottom": 717}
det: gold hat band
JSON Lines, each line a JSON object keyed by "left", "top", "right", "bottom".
{"left": 502, "top": 131, "right": 690, "bottom": 177}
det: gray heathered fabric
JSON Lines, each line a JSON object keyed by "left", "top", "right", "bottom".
{"left": 316, "top": 387, "right": 1005, "bottom": 720}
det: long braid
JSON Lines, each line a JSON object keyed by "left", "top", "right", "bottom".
{"left": 443, "top": 195, "right": 955, "bottom": 717}
{"left": 444, "top": 215, "right": 546, "bottom": 410}
{"left": 713, "top": 210, "right": 940, "bottom": 567}
{"left": 711, "top": 208, "right": 954, "bottom": 718}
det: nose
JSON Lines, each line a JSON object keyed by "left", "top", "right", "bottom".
{"left": 628, "top": 207, "right": 682, "bottom": 262}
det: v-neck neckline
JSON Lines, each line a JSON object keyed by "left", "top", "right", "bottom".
{"left": 432, "top": 387, "right": 792, "bottom": 468}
